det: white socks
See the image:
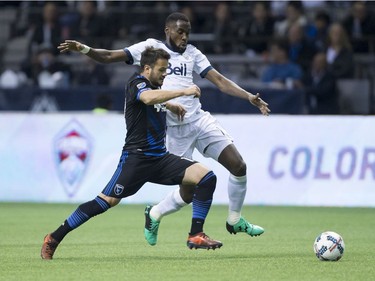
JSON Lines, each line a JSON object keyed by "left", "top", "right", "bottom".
{"left": 150, "top": 174, "right": 247, "bottom": 225}
{"left": 227, "top": 174, "right": 247, "bottom": 225}
{"left": 150, "top": 189, "right": 188, "bottom": 221}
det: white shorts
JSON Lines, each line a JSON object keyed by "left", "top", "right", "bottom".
{"left": 166, "top": 111, "right": 233, "bottom": 161}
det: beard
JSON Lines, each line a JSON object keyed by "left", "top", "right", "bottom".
{"left": 169, "top": 39, "right": 186, "bottom": 53}
{"left": 149, "top": 74, "right": 163, "bottom": 87}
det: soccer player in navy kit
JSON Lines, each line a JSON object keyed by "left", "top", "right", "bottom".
{"left": 58, "top": 12, "right": 270, "bottom": 247}
{"left": 41, "top": 47, "right": 223, "bottom": 259}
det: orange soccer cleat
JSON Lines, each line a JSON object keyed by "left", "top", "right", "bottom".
{"left": 41, "top": 234, "right": 59, "bottom": 260}
{"left": 187, "top": 232, "right": 223, "bottom": 250}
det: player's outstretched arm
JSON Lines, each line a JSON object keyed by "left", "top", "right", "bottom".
{"left": 58, "top": 40, "right": 127, "bottom": 64}
{"left": 205, "top": 69, "right": 271, "bottom": 116}
{"left": 140, "top": 85, "right": 200, "bottom": 105}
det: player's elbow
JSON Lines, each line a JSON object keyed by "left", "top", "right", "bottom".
{"left": 91, "top": 56, "right": 109, "bottom": 64}
{"left": 97, "top": 52, "right": 118, "bottom": 64}
{"left": 140, "top": 97, "right": 152, "bottom": 105}
{"left": 139, "top": 93, "right": 156, "bottom": 105}
{"left": 99, "top": 55, "right": 113, "bottom": 64}
{"left": 142, "top": 99, "right": 154, "bottom": 105}
{"left": 218, "top": 83, "right": 228, "bottom": 93}
{"left": 217, "top": 80, "right": 230, "bottom": 93}
{"left": 100, "top": 58, "right": 111, "bottom": 64}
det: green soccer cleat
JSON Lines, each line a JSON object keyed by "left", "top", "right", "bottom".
{"left": 226, "top": 217, "right": 264, "bottom": 237}
{"left": 144, "top": 205, "right": 160, "bottom": 246}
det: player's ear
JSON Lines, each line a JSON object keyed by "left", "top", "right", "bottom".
{"left": 144, "top": 64, "right": 152, "bottom": 74}
{"left": 164, "top": 26, "right": 169, "bottom": 36}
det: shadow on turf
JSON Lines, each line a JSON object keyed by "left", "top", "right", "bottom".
{"left": 53, "top": 252, "right": 309, "bottom": 262}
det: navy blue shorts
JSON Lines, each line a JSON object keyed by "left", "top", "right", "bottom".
{"left": 101, "top": 151, "right": 197, "bottom": 198}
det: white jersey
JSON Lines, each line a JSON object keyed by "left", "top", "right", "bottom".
{"left": 124, "top": 38, "right": 213, "bottom": 126}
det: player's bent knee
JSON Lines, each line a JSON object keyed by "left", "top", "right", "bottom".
{"left": 99, "top": 193, "right": 121, "bottom": 207}
{"left": 196, "top": 172, "right": 217, "bottom": 201}
{"left": 231, "top": 160, "right": 247, "bottom": 176}
{"left": 182, "top": 163, "right": 210, "bottom": 185}
{"left": 179, "top": 185, "right": 194, "bottom": 203}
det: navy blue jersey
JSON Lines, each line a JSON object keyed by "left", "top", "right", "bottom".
{"left": 123, "top": 73, "right": 167, "bottom": 156}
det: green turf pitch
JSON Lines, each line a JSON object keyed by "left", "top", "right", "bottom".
{"left": 0, "top": 203, "right": 374, "bottom": 281}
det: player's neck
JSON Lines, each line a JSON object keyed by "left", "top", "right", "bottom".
{"left": 164, "top": 40, "right": 183, "bottom": 54}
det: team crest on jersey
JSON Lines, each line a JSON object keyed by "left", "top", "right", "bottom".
{"left": 114, "top": 184, "right": 124, "bottom": 195}
{"left": 136, "top": 82, "right": 146, "bottom": 89}
{"left": 53, "top": 119, "right": 92, "bottom": 198}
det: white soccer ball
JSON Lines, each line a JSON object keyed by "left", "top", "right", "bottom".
{"left": 313, "top": 231, "right": 345, "bottom": 261}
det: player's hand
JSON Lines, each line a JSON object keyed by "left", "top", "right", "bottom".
{"left": 166, "top": 102, "right": 187, "bottom": 121}
{"left": 58, "top": 40, "right": 85, "bottom": 53}
{"left": 249, "top": 93, "right": 271, "bottom": 116}
{"left": 184, "top": 85, "right": 201, "bottom": 98}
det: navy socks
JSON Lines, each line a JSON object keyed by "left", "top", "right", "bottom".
{"left": 51, "top": 196, "right": 110, "bottom": 242}
{"left": 190, "top": 171, "right": 217, "bottom": 235}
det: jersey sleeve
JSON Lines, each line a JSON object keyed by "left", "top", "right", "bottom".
{"left": 135, "top": 81, "right": 152, "bottom": 101}
{"left": 129, "top": 78, "right": 152, "bottom": 102}
{"left": 192, "top": 47, "right": 213, "bottom": 78}
{"left": 124, "top": 39, "right": 158, "bottom": 66}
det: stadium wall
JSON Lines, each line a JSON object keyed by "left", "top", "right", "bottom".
{"left": 0, "top": 113, "right": 374, "bottom": 207}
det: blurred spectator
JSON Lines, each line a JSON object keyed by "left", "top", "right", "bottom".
{"left": 287, "top": 22, "right": 316, "bottom": 71}
{"left": 204, "top": 2, "right": 238, "bottom": 54}
{"left": 22, "top": 46, "right": 72, "bottom": 88}
{"left": 0, "top": 69, "right": 28, "bottom": 89}
{"left": 270, "top": 1, "right": 288, "bottom": 19}
{"left": 29, "top": 2, "right": 63, "bottom": 55}
{"left": 274, "top": 1, "right": 308, "bottom": 37}
{"left": 180, "top": 5, "right": 207, "bottom": 52}
{"left": 306, "top": 11, "right": 331, "bottom": 52}
{"left": 69, "top": 1, "right": 105, "bottom": 47}
{"left": 341, "top": 1, "right": 375, "bottom": 53}
{"left": 326, "top": 23, "right": 354, "bottom": 79}
{"left": 180, "top": 5, "right": 203, "bottom": 33}
{"left": 75, "top": 56, "right": 109, "bottom": 86}
{"left": 301, "top": 0, "right": 327, "bottom": 10}
{"left": 238, "top": 1, "right": 275, "bottom": 55}
{"left": 100, "top": 1, "right": 132, "bottom": 41}
{"left": 92, "top": 93, "right": 113, "bottom": 114}
{"left": 111, "top": 1, "right": 167, "bottom": 42}
{"left": 261, "top": 39, "right": 303, "bottom": 89}
{"left": 302, "top": 52, "right": 339, "bottom": 114}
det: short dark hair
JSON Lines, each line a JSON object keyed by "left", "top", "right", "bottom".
{"left": 140, "top": 47, "right": 170, "bottom": 70}
{"left": 165, "top": 12, "right": 190, "bottom": 26}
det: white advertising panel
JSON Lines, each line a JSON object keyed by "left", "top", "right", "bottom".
{"left": 0, "top": 113, "right": 374, "bottom": 207}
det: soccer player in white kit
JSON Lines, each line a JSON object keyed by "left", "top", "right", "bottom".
{"left": 58, "top": 12, "right": 270, "bottom": 246}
